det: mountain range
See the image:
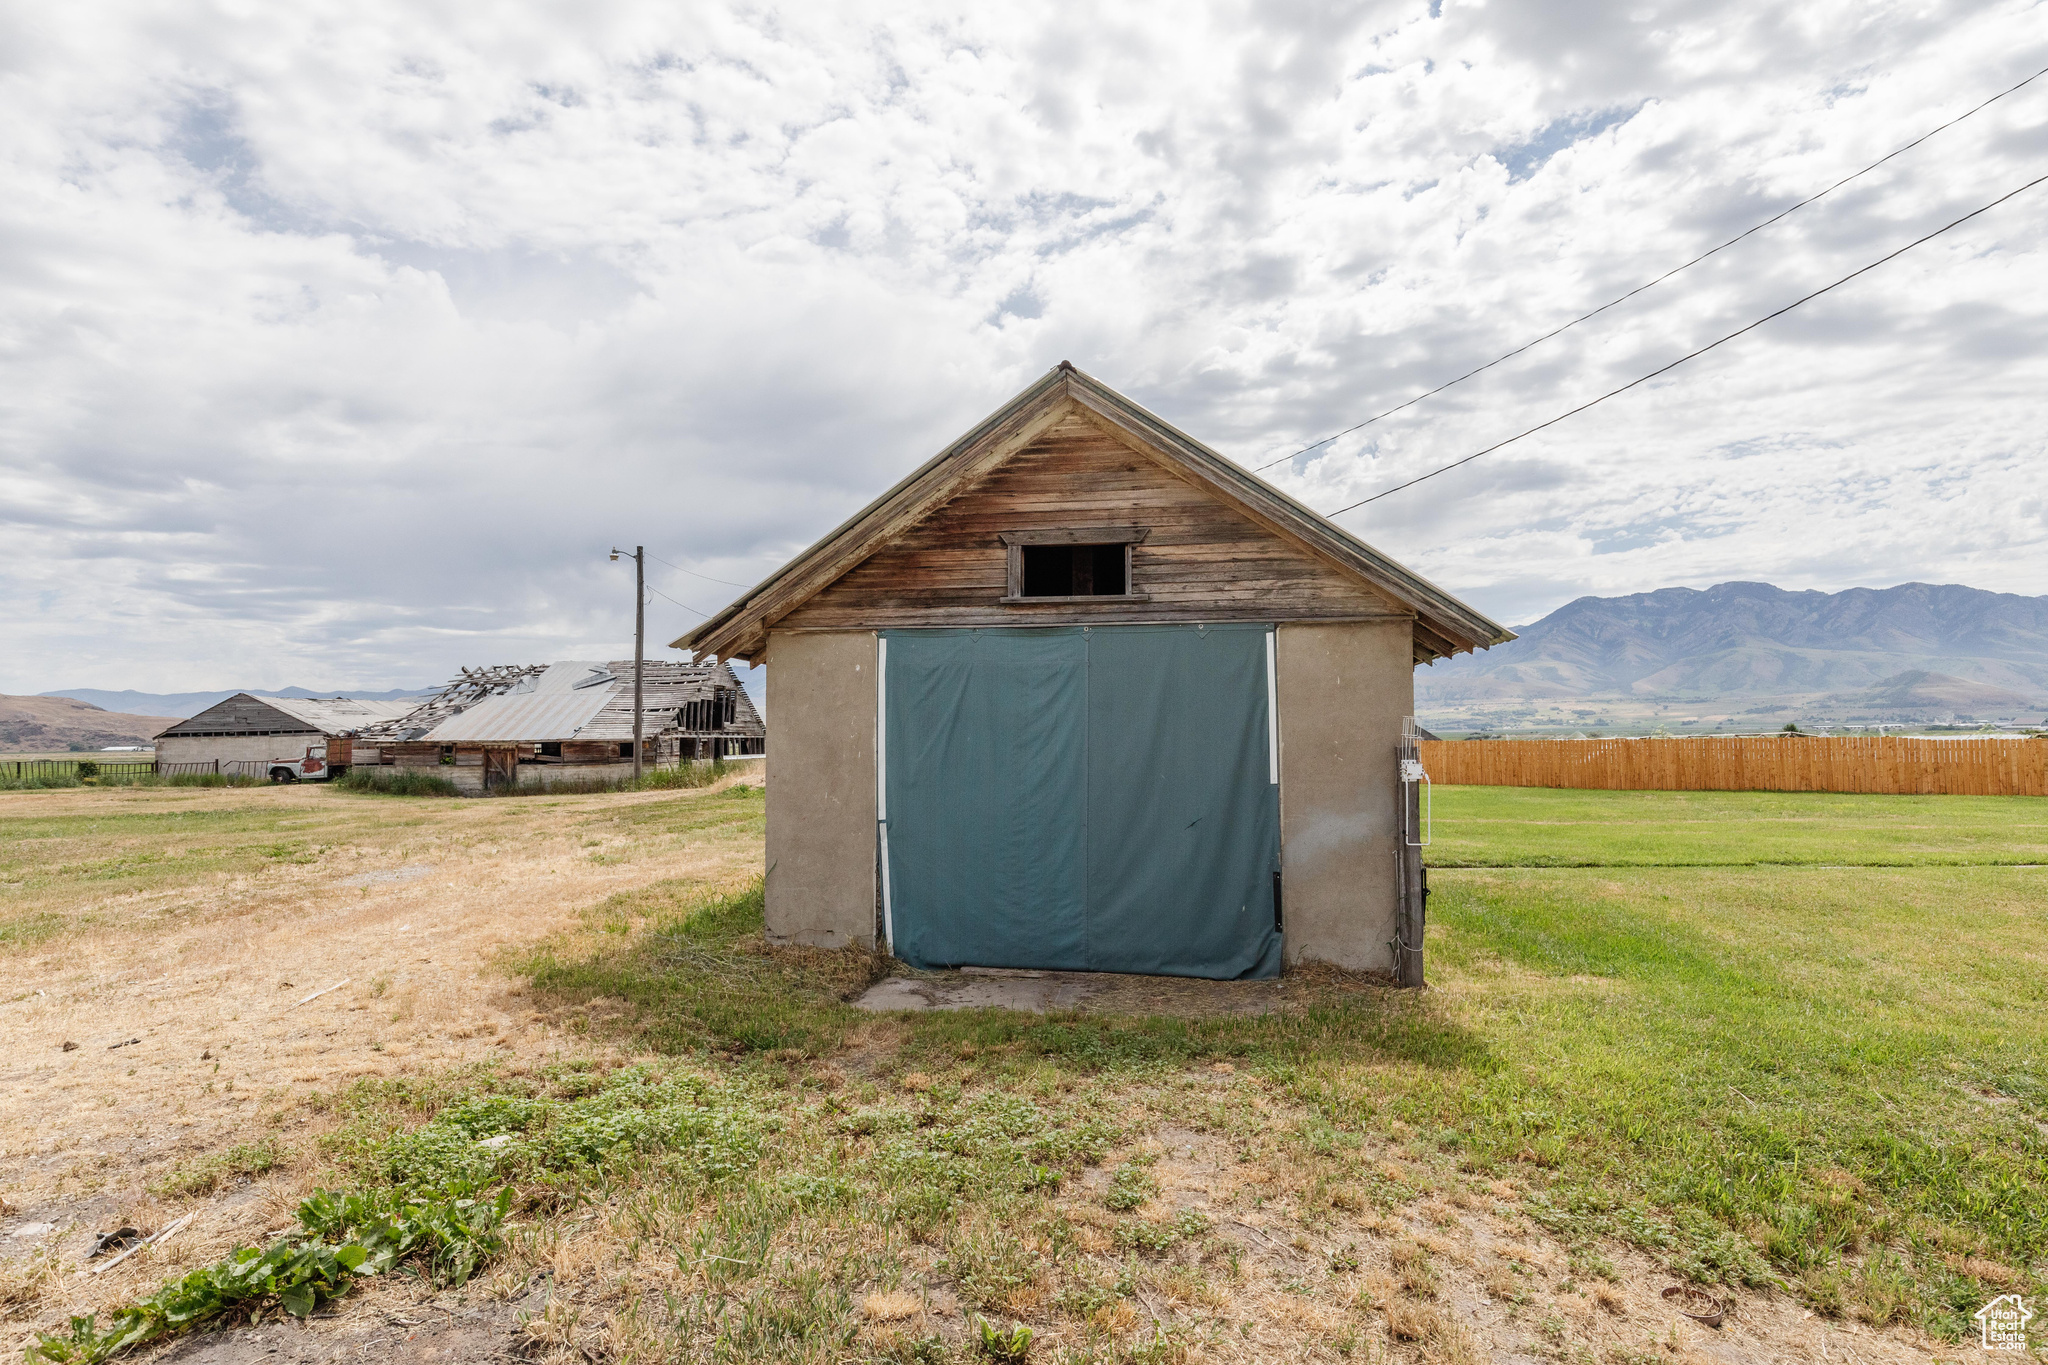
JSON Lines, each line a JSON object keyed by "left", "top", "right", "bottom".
{"left": 1417, "top": 582, "right": 2048, "bottom": 723}
{"left": 40, "top": 685, "right": 436, "bottom": 720}
{"left": 20, "top": 584, "right": 2048, "bottom": 739}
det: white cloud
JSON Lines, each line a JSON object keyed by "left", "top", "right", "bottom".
{"left": 0, "top": 0, "right": 2043, "bottom": 690}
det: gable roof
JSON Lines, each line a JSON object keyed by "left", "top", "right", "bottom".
{"left": 679, "top": 363, "right": 1513, "bottom": 664}
{"left": 264, "top": 697, "right": 421, "bottom": 730}
{"left": 156, "top": 694, "right": 418, "bottom": 739}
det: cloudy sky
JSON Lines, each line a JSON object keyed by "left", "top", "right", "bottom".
{"left": 3, "top": 0, "right": 2045, "bottom": 694}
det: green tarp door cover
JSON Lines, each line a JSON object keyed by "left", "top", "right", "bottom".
{"left": 880, "top": 623, "right": 1281, "bottom": 979}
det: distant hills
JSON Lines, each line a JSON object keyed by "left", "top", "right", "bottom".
{"left": 41, "top": 685, "right": 436, "bottom": 720}
{"left": 1418, "top": 582, "right": 2048, "bottom": 727}
{"left": 1, "top": 695, "right": 180, "bottom": 752}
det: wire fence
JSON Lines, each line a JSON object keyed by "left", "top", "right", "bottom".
{"left": 1418, "top": 735, "right": 2048, "bottom": 797}
{"left": 5, "top": 758, "right": 158, "bottom": 780}
{"left": 151, "top": 760, "right": 281, "bottom": 777}
{"left": 5, "top": 758, "right": 288, "bottom": 780}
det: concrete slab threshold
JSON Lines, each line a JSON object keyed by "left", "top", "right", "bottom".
{"left": 854, "top": 968, "right": 1105, "bottom": 1013}
{"left": 853, "top": 965, "right": 1295, "bottom": 1016}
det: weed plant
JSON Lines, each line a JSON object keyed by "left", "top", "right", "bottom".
{"left": 329, "top": 761, "right": 742, "bottom": 799}
{"left": 486, "top": 760, "right": 738, "bottom": 798}
{"left": 149, "top": 1139, "right": 283, "bottom": 1198}
{"left": 155, "top": 772, "right": 264, "bottom": 789}
{"left": 0, "top": 772, "right": 80, "bottom": 791}
{"left": 28, "top": 1186, "right": 512, "bottom": 1363}
{"left": 85, "top": 773, "right": 263, "bottom": 790}
{"left": 295, "top": 1050, "right": 1115, "bottom": 1358}
{"left": 29, "top": 1060, "right": 810, "bottom": 1362}
{"left": 335, "top": 769, "right": 462, "bottom": 797}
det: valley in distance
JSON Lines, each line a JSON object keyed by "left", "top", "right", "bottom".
{"left": 1417, "top": 581, "right": 2048, "bottom": 736}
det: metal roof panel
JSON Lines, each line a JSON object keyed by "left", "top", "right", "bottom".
{"left": 420, "top": 689, "right": 614, "bottom": 742}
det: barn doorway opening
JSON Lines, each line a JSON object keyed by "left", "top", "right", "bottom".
{"left": 482, "top": 747, "right": 517, "bottom": 791}
{"left": 879, "top": 623, "right": 1281, "bottom": 979}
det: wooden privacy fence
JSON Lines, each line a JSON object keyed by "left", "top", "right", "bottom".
{"left": 1416, "top": 735, "right": 2048, "bottom": 797}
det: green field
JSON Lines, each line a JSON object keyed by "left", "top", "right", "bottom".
{"left": 15, "top": 783, "right": 2044, "bottom": 1361}
{"left": 1424, "top": 784, "right": 2048, "bottom": 865}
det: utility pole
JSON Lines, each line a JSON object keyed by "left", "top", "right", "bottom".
{"left": 1395, "top": 718, "right": 1428, "bottom": 988}
{"left": 611, "top": 545, "right": 646, "bottom": 782}
{"left": 633, "top": 545, "right": 645, "bottom": 782}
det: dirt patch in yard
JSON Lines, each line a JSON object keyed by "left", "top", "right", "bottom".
{"left": 960, "top": 1103, "right": 1982, "bottom": 1365}
{"left": 0, "top": 778, "right": 764, "bottom": 1356}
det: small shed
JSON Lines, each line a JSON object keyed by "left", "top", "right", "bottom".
{"left": 355, "top": 660, "right": 764, "bottom": 793}
{"left": 154, "top": 696, "right": 419, "bottom": 780}
{"left": 681, "top": 363, "right": 1511, "bottom": 982}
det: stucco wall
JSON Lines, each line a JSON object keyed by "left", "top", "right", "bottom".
{"left": 156, "top": 734, "right": 326, "bottom": 771}
{"left": 763, "top": 631, "right": 877, "bottom": 949}
{"left": 1275, "top": 620, "right": 1413, "bottom": 972}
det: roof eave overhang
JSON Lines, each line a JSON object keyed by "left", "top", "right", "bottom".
{"left": 679, "top": 367, "right": 1074, "bottom": 661}
{"left": 680, "top": 364, "right": 1514, "bottom": 664}
{"left": 1058, "top": 373, "right": 1513, "bottom": 659}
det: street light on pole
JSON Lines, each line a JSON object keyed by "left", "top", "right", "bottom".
{"left": 610, "top": 545, "right": 645, "bottom": 782}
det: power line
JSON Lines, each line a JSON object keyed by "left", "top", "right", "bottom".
{"left": 646, "top": 551, "right": 750, "bottom": 589}
{"left": 640, "top": 579, "right": 712, "bottom": 617}
{"left": 1255, "top": 61, "right": 2048, "bottom": 476}
{"left": 1321, "top": 170, "right": 2048, "bottom": 519}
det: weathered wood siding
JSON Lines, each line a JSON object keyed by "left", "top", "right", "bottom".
{"left": 776, "top": 413, "right": 1409, "bottom": 630}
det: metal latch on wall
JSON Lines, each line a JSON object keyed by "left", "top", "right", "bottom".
{"left": 1401, "top": 761, "right": 1431, "bottom": 847}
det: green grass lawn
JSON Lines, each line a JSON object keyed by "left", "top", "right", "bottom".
{"left": 1423, "top": 784, "right": 2048, "bottom": 865}
{"left": 1423, "top": 862, "right": 2046, "bottom": 1314}
{"left": 1396, "top": 793, "right": 2048, "bottom": 1331}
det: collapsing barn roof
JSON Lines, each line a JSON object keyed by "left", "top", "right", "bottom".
{"left": 680, "top": 362, "right": 1513, "bottom": 665}
{"left": 358, "top": 661, "right": 764, "bottom": 745}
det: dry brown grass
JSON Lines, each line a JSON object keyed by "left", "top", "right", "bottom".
{"left": 1482, "top": 1263, "right": 1523, "bottom": 1303}
{"left": 0, "top": 1247, "right": 58, "bottom": 1319}
{"left": 861, "top": 1289, "right": 922, "bottom": 1321}
{"left": 1383, "top": 1296, "right": 1438, "bottom": 1341}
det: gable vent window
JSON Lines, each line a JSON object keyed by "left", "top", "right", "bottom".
{"left": 1022, "top": 544, "right": 1127, "bottom": 597}
{"left": 1001, "top": 528, "right": 1150, "bottom": 603}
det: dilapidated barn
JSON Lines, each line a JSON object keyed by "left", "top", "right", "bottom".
{"left": 354, "top": 660, "right": 764, "bottom": 793}
{"left": 154, "top": 695, "right": 420, "bottom": 780}
{"left": 681, "top": 363, "right": 1509, "bottom": 982}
